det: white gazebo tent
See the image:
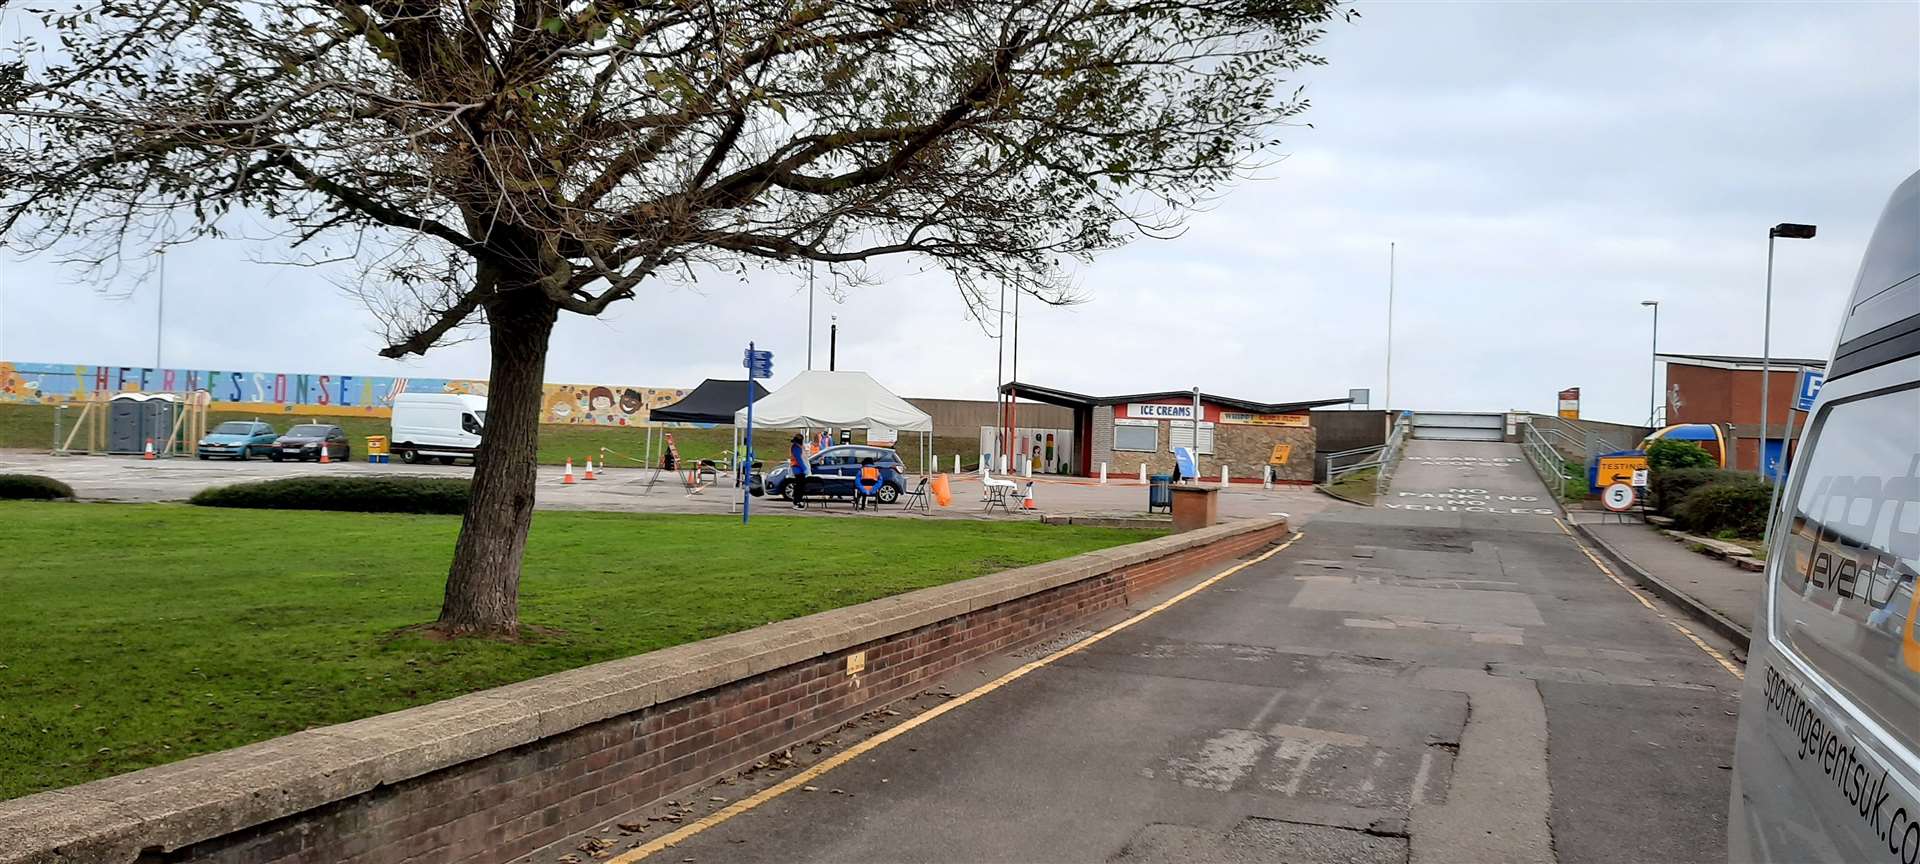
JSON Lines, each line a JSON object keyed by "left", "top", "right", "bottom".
{"left": 733, "top": 370, "right": 934, "bottom": 470}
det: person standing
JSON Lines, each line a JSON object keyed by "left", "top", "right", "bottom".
{"left": 789, "top": 434, "right": 811, "bottom": 509}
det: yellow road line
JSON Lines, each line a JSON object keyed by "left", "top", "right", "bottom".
{"left": 610, "top": 531, "right": 1305, "bottom": 862}
{"left": 1554, "top": 517, "right": 1745, "bottom": 681}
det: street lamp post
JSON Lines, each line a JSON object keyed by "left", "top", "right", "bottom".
{"left": 1759, "top": 222, "right": 1816, "bottom": 477}
{"left": 1640, "top": 300, "right": 1659, "bottom": 426}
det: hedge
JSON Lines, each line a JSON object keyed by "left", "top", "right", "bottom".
{"left": 1675, "top": 476, "right": 1773, "bottom": 539}
{"left": 0, "top": 474, "right": 75, "bottom": 500}
{"left": 190, "top": 475, "right": 470, "bottom": 514}
{"left": 1650, "top": 467, "right": 1744, "bottom": 516}
{"left": 1646, "top": 439, "right": 1717, "bottom": 473}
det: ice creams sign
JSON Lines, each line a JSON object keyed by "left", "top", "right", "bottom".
{"left": 1129, "top": 403, "right": 1197, "bottom": 420}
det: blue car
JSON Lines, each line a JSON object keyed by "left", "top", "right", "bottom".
{"left": 761, "top": 445, "right": 907, "bottom": 503}
{"left": 196, "top": 421, "right": 278, "bottom": 460}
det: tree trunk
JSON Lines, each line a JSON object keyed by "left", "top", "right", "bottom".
{"left": 435, "top": 283, "right": 558, "bottom": 637}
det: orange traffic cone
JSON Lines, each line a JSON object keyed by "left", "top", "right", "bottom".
{"left": 319, "top": 444, "right": 332, "bottom": 464}
{"left": 1022, "top": 481, "right": 1037, "bottom": 510}
{"left": 142, "top": 438, "right": 156, "bottom": 460}
{"left": 583, "top": 458, "right": 596, "bottom": 481}
{"left": 562, "top": 458, "right": 576, "bottom": 485}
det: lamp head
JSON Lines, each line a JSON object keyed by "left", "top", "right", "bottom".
{"left": 1770, "top": 223, "right": 1817, "bottom": 239}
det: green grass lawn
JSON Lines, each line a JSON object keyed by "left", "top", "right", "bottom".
{"left": 1, "top": 403, "right": 978, "bottom": 472}
{"left": 0, "top": 502, "right": 1158, "bottom": 799}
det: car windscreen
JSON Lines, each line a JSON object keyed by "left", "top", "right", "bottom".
{"left": 211, "top": 422, "right": 254, "bottom": 434}
{"left": 287, "top": 425, "right": 331, "bottom": 436}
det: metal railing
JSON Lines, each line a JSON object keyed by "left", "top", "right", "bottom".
{"left": 1520, "top": 419, "right": 1578, "bottom": 501}
{"left": 1317, "top": 414, "right": 1412, "bottom": 499}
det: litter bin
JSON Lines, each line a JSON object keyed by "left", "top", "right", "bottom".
{"left": 1148, "top": 474, "right": 1172, "bottom": 514}
{"left": 365, "top": 435, "right": 390, "bottom": 464}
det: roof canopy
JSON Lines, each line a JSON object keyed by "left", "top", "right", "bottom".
{"left": 734, "top": 371, "right": 932, "bottom": 432}
{"left": 999, "top": 380, "right": 1349, "bottom": 414}
{"left": 1655, "top": 352, "right": 1827, "bottom": 371}
{"left": 649, "top": 379, "right": 769, "bottom": 425}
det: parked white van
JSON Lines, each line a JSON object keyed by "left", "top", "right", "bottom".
{"left": 390, "top": 392, "right": 487, "bottom": 465}
{"left": 1730, "top": 170, "right": 1919, "bottom": 864}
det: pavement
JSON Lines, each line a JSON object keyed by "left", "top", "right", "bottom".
{"left": 539, "top": 440, "right": 1745, "bottom": 864}
{"left": 1568, "top": 513, "right": 1762, "bottom": 642}
{"left": 0, "top": 449, "right": 1334, "bottom": 523}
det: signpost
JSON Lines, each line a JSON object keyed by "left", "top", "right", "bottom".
{"left": 741, "top": 344, "right": 773, "bottom": 524}
{"left": 1557, "top": 387, "right": 1581, "bottom": 420}
{"left": 1763, "top": 366, "right": 1825, "bottom": 537}
{"left": 1603, "top": 483, "right": 1636, "bottom": 512}
{"left": 1794, "top": 368, "right": 1825, "bottom": 412}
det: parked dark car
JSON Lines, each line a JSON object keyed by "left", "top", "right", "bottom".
{"left": 270, "top": 424, "right": 350, "bottom": 462}
{"left": 196, "top": 421, "right": 278, "bottom": 460}
{"left": 759, "top": 445, "right": 907, "bottom": 503}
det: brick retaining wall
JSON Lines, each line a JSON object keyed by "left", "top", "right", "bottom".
{"left": 0, "top": 517, "right": 1288, "bottom": 864}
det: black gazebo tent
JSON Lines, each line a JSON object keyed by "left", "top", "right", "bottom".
{"left": 649, "top": 379, "right": 770, "bottom": 425}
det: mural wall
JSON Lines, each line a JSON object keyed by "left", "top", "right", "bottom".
{"left": 0, "top": 362, "right": 690, "bottom": 426}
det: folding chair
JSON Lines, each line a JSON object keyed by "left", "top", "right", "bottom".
{"left": 898, "top": 477, "right": 931, "bottom": 513}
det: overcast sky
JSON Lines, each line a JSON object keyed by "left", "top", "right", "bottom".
{"left": 2, "top": 1, "right": 1915, "bottom": 424}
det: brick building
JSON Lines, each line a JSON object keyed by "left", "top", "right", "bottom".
{"left": 997, "top": 381, "right": 1351, "bottom": 483}
{"left": 1658, "top": 352, "right": 1826, "bottom": 477}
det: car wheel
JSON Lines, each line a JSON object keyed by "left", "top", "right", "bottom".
{"left": 269, "top": 452, "right": 282, "bottom": 462}
{"left": 876, "top": 484, "right": 901, "bottom": 504}
{"left": 398, "top": 448, "right": 419, "bottom": 464}
{"left": 236, "top": 446, "right": 249, "bottom": 461}
{"left": 197, "top": 453, "right": 209, "bottom": 460}
{"left": 777, "top": 483, "right": 793, "bottom": 501}
{"left": 342, "top": 448, "right": 352, "bottom": 462}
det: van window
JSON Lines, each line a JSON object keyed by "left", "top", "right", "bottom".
{"left": 462, "top": 413, "right": 483, "bottom": 435}
{"left": 1772, "top": 384, "right": 1920, "bottom": 751}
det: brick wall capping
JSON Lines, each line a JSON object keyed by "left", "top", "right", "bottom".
{"left": 0, "top": 516, "right": 1286, "bottom": 863}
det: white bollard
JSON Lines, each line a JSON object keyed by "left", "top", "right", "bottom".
{"left": 1022, "top": 459, "right": 1032, "bottom": 478}
{"left": 1099, "top": 462, "right": 1108, "bottom": 484}
{"left": 1000, "top": 454, "right": 1008, "bottom": 473}
{"left": 955, "top": 453, "right": 962, "bottom": 474}
{"left": 1139, "top": 464, "right": 1148, "bottom": 484}
{"left": 932, "top": 454, "right": 939, "bottom": 473}
{"left": 979, "top": 453, "right": 989, "bottom": 475}
{"left": 1263, "top": 465, "right": 1274, "bottom": 490}
{"left": 1220, "top": 466, "right": 1229, "bottom": 486}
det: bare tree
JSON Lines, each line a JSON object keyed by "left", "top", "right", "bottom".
{"left": 1, "top": 0, "right": 1348, "bottom": 636}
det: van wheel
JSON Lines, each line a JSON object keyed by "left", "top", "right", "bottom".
{"left": 436, "top": 455, "right": 455, "bottom": 465}
{"left": 398, "top": 449, "right": 419, "bottom": 464}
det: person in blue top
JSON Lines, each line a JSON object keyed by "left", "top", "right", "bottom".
{"left": 854, "top": 456, "right": 883, "bottom": 510}
{"left": 788, "top": 434, "right": 811, "bottom": 509}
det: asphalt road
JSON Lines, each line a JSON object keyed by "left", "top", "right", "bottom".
{"left": 581, "top": 440, "right": 1742, "bottom": 864}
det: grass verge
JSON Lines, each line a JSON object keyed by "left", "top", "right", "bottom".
{"left": 1324, "top": 467, "right": 1379, "bottom": 505}
{"left": 0, "top": 502, "right": 1159, "bottom": 799}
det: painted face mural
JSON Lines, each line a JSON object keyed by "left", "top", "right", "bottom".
{"left": 620, "top": 389, "right": 645, "bottom": 415}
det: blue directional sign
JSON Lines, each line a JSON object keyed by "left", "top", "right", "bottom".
{"left": 1794, "top": 368, "right": 1825, "bottom": 412}
{"left": 743, "top": 347, "right": 774, "bottom": 380}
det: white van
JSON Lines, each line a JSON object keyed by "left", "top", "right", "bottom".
{"left": 1730, "top": 170, "right": 1919, "bottom": 863}
{"left": 390, "top": 392, "right": 487, "bottom": 465}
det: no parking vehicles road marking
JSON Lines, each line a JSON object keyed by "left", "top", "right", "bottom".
{"left": 1384, "top": 488, "right": 1554, "bottom": 516}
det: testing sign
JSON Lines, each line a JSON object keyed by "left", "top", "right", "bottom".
{"left": 1269, "top": 444, "right": 1292, "bottom": 465}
